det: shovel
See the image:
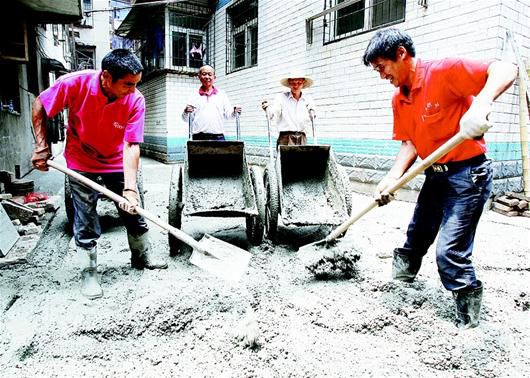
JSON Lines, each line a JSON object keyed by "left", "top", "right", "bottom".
{"left": 47, "top": 160, "right": 251, "bottom": 283}
{"left": 298, "top": 131, "right": 468, "bottom": 255}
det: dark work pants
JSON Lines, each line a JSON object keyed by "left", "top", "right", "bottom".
{"left": 69, "top": 171, "right": 149, "bottom": 249}
{"left": 400, "top": 158, "right": 492, "bottom": 291}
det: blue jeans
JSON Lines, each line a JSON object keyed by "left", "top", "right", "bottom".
{"left": 69, "top": 171, "right": 149, "bottom": 249}
{"left": 400, "top": 158, "right": 492, "bottom": 291}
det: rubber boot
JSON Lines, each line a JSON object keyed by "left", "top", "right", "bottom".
{"left": 128, "top": 232, "right": 168, "bottom": 270}
{"left": 79, "top": 246, "right": 103, "bottom": 300}
{"left": 392, "top": 248, "right": 422, "bottom": 283}
{"left": 452, "top": 281, "right": 483, "bottom": 329}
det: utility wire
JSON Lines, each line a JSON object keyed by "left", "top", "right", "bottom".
{"left": 87, "top": 0, "right": 187, "bottom": 14}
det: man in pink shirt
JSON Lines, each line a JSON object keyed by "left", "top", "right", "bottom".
{"left": 31, "top": 49, "right": 167, "bottom": 300}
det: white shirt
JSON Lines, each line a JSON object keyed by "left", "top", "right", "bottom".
{"left": 182, "top": 87, "right": 235, "bottom": 135}
{"left": 268, "top": 91, "right": 315, "bottom": 133}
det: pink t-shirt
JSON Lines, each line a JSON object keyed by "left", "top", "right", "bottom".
{"left": 39, "top": 70, "right": 145, "bottom": 173}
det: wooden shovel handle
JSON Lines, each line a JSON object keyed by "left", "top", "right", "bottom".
{"left": 47, "top": 160, "right": 203, "bottom": 251}
{"left": 325, "top": 132, "right": 467, "bottom": 241}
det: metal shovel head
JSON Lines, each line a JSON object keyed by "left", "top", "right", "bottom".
{"left": 189, "top": 234, "right": 251, "bottom": 283}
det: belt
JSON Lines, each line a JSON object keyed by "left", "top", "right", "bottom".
{"left": 425, "top": 154, "right": 486, "bottom": 174}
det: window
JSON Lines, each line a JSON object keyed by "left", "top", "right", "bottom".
{"left": 166, "top": 8, "right": 210, "bottom": 73}
{"left": 226, "top": 0, "right": 258, "bottom": 73}
{"left": 0, "top": 63, "right": 21, "bottom": 113}
{"left": 75, "top": 46, "right": 96, "bottom": 70}
{"left": 324, "top": 0, "right": 405, "bottom": 44}
{"left": 0, "top": 18, "right": 28, "bottom": 62}
{"left": 171, "top": 32, "right": 205, "bottom": 68}
{"left": 77, "top": 0, "right": 93, "bottom": 27}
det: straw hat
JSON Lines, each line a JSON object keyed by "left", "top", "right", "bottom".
{"left": 280, "top": 70, "right": 314, "bottom": 89}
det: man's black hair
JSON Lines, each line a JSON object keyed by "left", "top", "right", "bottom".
{"left": 101, "top": 49, "right": 143, "bottom": 81}
{"left": 362, "top": 28, "right": 416, "bottom": 66}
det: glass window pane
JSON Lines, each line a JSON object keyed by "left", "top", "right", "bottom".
{"left": 372, "top": 0, "right": 405, "bottom": 28}
{"left": 249, "top": 26, "right": 258, "bottom": 66}
{"left": 172, "top": 32, "right": 187, "bottom": 67}
{"left": 337, "top": 0, "right": 364, "bottom": 35}
{"left": 189, "top": 35, "right": 204, "bottom": 68}
{"left": 233, "top": 32, "right": 245, "bottom": 69}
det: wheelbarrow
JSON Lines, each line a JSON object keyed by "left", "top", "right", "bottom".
{"left": 263, "top": 109, "right": 351, "bottom": 242}
{"left": 168, "top": 114, "right": 266, "bottom": 255}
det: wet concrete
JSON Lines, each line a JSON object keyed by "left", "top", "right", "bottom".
{"left": 0, "top": 156, "right": 529, "bottom": 377}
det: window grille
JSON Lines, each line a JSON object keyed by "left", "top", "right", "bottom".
{"left": 226, "top": 0, "right": 258, "bottom": 74}
{"left": 322, "top": 0, "right": 405, "bottom": 44}
{"left": 78, "top": 0, "right": 93, "bottom": 27}
{"left": 75, "top": 46, "right": 96, "bottom": 70}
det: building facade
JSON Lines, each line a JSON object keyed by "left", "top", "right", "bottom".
{"left": 119, "top": 0, "right": 530, "bottom": 194}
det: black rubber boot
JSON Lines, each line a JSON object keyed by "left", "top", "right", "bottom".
{"left": 452, "top": 281, "right": 483, "bottom": 329}
{"left": 79, "top": 246, "right": 103, "bottom": 300}
{"left": 128, "top": 232, "right": 168, "bottom": 270}
{"left": 392, "top": 248, "right": 422, "bottom": 283}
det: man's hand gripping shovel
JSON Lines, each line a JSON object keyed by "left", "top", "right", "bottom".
{"left": 47, "top": 160, "right": 251, "bottom": 283}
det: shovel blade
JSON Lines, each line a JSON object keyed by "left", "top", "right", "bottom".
{"left": 189, "top": 234, "right": 251, "bottom": 283}
{"left": 297, "top": 238, "right": 335, "bottom": 267}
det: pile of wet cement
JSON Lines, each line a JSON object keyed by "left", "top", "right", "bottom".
{"left": 305, "top": 247, "right": 362, "bottom": 279}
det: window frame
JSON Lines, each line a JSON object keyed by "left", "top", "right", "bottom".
{"left": 226, "top": 0, "right": 258, "bottom": 74}
{"left": 169, "top": 26, "right": 206, "bottom": 71}
{"left": 324, "top": 0, "right": 405, "bottom": 45}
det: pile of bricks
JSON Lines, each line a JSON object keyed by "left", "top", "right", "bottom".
{"left": 1, "top": 194, "right": 60, "bottom": 234}
{"left": 0, "top": 169, "right": 61, "bottom": 261}
{"left": 491, "top": 192, "right": 530, "bottom": 217}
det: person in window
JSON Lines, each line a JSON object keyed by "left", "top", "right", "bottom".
{"left": 31, "top": 49, "right": 168, "bottom": 300}
{"left": 182, "top": 65, "right": 241, "bottom": 140}
{"left": 261, "top": 70, "right": 316, "bottom": 147}
{"left": 189, "top": 40, "right": 204, "bottom": 68}
{"left": 363, "top": 28, "right": 517, "bottom": 329}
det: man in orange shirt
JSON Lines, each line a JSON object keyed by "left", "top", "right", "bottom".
{"left": 363, "top": 28, "right": 517, "bottom": 328}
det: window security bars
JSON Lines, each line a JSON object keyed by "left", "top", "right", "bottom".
{"left": 306, "top": 0, "right": 405, "bottom": 44}
{"left": 226, "top": 0, "right": 258, "bottom": 74}
{"left": 325, "top": 0, "right": 405, "bottom": 43}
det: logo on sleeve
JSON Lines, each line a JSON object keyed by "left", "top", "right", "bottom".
{"left": 113, "top": 122, "right": 125, "bottom": 130}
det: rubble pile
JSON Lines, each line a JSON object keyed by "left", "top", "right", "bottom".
{"left": 491, "top": 192, "right": 530, "bottom": 217}
{"left": 0, "top": 169, "right": 60, "bottom": 262}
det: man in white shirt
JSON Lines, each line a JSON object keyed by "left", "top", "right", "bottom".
{"left": 262, "top": 70, "right": 316, "bottom": 146}
{"left": 182, "top": 65, "right": 241, "bottom": 140}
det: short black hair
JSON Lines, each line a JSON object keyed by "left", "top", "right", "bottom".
{"left": 101, "top": 49, "right": 143, "bottom": 81}
{"left": 362, "top": 28, "right": 416, "bottom": 66}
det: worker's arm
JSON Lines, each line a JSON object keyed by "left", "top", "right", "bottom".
{"left": 375, "top": 140, "right": 418, "bottom": 206}
{"left": 31, "top": 97, "right": 52, "bottom": 171}
{"left": 460, "top": 61, "right": 518, "bottom": 139}
{"left": 119, "top": 141, "right": 141, "bottom": 214}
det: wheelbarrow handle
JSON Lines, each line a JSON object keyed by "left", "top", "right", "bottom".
{"left": 46, "top": 160, "right": 203, "bottom": 251}
{"left": 265, "top": 110, "right": 274, "bottom": 163}
{"left": 309, "top": 109, "right": 317, "bottom": 145}
{"left": 236, "top": 112, "right": 241, "bottom": 141}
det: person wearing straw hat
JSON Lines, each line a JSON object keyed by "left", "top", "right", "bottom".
{"left": 363, "top": 28, "right": 517, "bottom": 329}
{"left": 182, "top": 65, "right": 242, "bottom": 140}
{"left": 261, "top": 70, "right": 316, "bottom": 146}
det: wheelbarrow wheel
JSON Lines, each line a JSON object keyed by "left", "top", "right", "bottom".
{"left": 168, "top": 164, "right": 184, "bottom": 256}
{"left": 64, "top": 175, "right": 75, "bottom": 233}
{"left": 246, "top": 165, "right": 265, "bottom": 245}
{"left": 264, "top": 164, "right": 280, "bottom": 242}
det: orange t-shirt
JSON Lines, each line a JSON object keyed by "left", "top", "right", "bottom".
{"left": 392, "top": 58, "right": 492, "bottom": 163}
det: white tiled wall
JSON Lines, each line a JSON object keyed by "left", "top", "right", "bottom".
{"left": 207, "top": 0, "right": 530, "bottom": 143}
